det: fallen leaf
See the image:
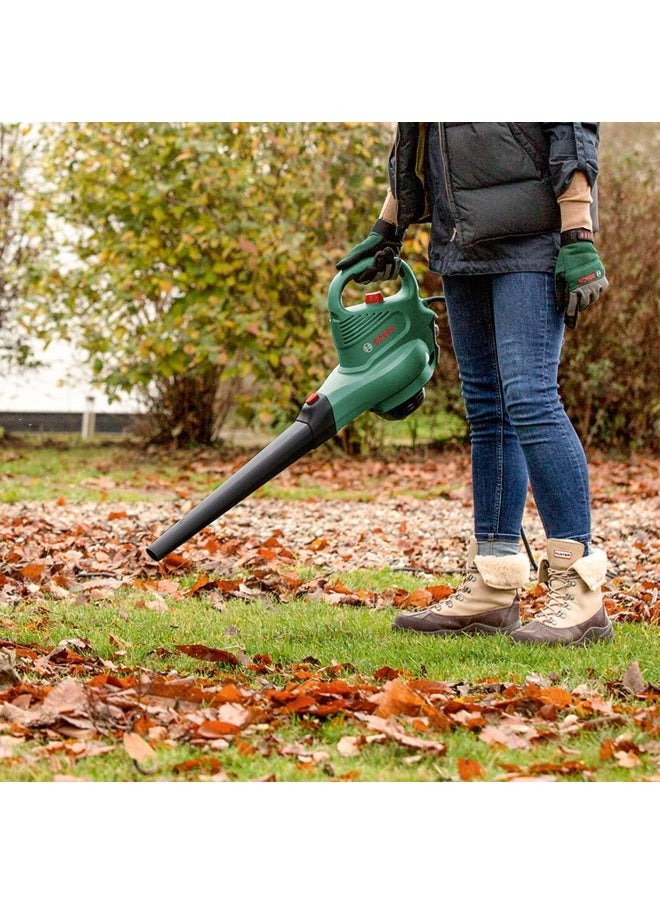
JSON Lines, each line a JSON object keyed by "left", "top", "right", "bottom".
{"left": 175, "top": 645, "right": 240, "bottom": 666}
{"left": 362, "top": 715, "right": 447, "bottom": 754}
{"left": 621, "top": 661, "right": 646, "bottom": 695}
{"left": 337, "top": 736, "right": 363, "bottom": 757}
{"left": 123, "top": 732, "right": 157, "bottom": 764}
{"left": 458, "top": 758, "right": 486, "bottom": 781}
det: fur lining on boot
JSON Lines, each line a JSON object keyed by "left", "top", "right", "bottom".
{"left": 572, "top": 549, "right": 608, "bottom": 591}
{"left": 474, "top": 553, "right": 530, "bottom": 590}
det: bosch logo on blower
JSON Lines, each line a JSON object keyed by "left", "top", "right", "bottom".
{"left": 373, "top": 324, "right": 396, "bottom": 345}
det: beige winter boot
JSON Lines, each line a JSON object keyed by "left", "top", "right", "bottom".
{"left": 511, "top": 539, "right": 613, "bottom": 645}
{"left": 392, "top": 538, "right": 529, "bottom": 635}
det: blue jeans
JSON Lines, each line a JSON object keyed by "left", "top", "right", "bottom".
{"left": 443, "top": 272, "right": 591, "bottom": 552}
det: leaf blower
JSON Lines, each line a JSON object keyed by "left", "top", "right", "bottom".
{"left": 146, "top": 257, "right": 440, "bottom": 562}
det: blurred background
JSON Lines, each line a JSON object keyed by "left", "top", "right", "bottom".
{"left": 1, "top": 122, "right": 657, "bottom": 453}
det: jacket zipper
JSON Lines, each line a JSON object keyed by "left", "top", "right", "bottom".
{"left": 438, "top": 124, "right": 459, "bottom": 242}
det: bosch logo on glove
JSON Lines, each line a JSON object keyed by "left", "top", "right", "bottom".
{"left": 373, "top": 324, "right": 396, "bottom": 345}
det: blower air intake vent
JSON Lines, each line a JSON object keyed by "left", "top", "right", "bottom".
{"left": 336, "top": 309, "right": 393, "bottom": 347}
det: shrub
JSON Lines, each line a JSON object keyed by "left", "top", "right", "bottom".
{"left": 560, "top": 125, "right": 659, "bottom": 452}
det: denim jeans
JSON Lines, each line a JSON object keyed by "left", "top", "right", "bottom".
{"left": 443, "top": 272, "right": 591, "bottom": 552}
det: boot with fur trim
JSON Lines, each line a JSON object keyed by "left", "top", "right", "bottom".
{"left": 511, "top": 539, "right": 613, "bottom": 645}
{"left": 392, "top": 538, "right": 529, "bottom": 635}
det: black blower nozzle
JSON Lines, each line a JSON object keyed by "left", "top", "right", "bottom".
{"left": 146, "top": 394, "right": 337, "bottom": 561}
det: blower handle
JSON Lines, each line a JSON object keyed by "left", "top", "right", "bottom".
{"left": 327, "top": 257, "right": 418, "bottom": 318}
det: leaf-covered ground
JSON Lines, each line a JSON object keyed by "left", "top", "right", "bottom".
{"left": 1, "top": 447, "right": 658, "bottom": 780}
{"left": 2, "top": 447, "right": 657, "bottom": 618}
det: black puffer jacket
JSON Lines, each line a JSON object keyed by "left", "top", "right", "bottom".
{"left": 390, "top": 122, "right": 600, "bottom": 276}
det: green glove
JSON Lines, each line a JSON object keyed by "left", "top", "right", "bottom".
{"left": 336, "top": 219, "right": 405, "bottom": 284}
{"left": 554, "top": 229, "right": 609, "bottom": 328}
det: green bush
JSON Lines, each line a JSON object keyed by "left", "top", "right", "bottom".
{"left": 560, "top": 125, "right": 659, "bottom": 452}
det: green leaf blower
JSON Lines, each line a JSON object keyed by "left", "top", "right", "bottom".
{"left": 146, "top": 257, "right": 440, "bottom": 561}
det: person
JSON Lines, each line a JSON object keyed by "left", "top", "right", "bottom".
{"left": 337, "top": 122, "right": 612, "bottom": 646}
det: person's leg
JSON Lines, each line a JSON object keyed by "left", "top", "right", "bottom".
{"left": 490, "top": 272, "right": 591, "bottom": 547}
{"left": 442, "top": 275, "right": 529, "bottom": 554}
{"left": 486, "top": 271, "right": 611, "bottom": 644}
{"left": 392, "top": 274, "right": 530, "bottom": 636}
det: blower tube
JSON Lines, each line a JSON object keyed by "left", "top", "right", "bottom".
{"left": 146, "top": 392, "right": 336, "bottom": 561}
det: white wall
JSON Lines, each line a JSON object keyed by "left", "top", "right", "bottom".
{"left": 3, "top": 339, "right": 140, "bottom": 413}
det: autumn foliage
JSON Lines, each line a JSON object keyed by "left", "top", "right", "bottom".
{"left": 1, "top": 444, "right": 658, "bottom": 780}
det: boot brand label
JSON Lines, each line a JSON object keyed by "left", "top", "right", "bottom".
{"left": 554, "top": 550, "right": 572, "bottom": 559}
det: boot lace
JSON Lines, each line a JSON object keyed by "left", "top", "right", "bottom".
{"left": 431, "top": 570, "right": 477, "bottom": 610}
{"left": 536, "top": 568, "right": 577, "bottom": 625}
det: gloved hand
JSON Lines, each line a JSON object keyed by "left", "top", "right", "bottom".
{"left": 336, "top": 219, "right": 405, "bottom": 284}
{"left": 554, "top": 229, "right": 609, "bottom": 328}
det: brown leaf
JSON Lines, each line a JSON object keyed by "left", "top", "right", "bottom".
{"left": 527, "top": 760, "right": 589, "bottom": 776}
{"left": 142, "top": 597, "right": 169, "bottom": 612}
{"left": 614, "top": 750, "right": 641, "bottom": 768}
{"left": 1, "top": 701, "right": 44, "bottom": 727}
{"left": 480, "top": 724, "right": 530, "bottom": 750}
{"left": 123, "top": 732, "right": 156, "bottom": 764}
{"left": 337, "top": 736, "right": 363, "bottom": 757}
{"left": 189, "top": 572, "right": 214, "bottom": 594}
{"left": 44, "top": 678, "right": 88, "bottom": 714}
{"left": 216, "top": 702, "right": 253, "bottom": 727}
{"left": 621, "top": 661, "right": 646, "bottom": 695}
{"left": 362, "top": 715, "right": 447, "bottom": 754}
{"left": 0, "top": 655, "right": 20, "bottom": 690}
{"left": 175, "top": 644, "right": 240, "bottom": 666}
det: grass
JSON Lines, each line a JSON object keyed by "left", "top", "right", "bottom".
{"left": 9, "top": 581, "right": 656, "bottom": 687}
{"left": 0, "top": 434, "right": 216, "bottom": 503}
{"left": 2, "top": 570, "right": 658, "bottom": 783}
{"left": 1, "top": 434, "right": 658, "bottom": 782}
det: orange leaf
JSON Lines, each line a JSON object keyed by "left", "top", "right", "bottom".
{"left": 185, "top": 574, "right": 214, "bottom": 595}
{"left": 537, "top": 686, "right": 573, "bottom": 708}
{"left": 20, "top": 564, "right": 46, "bottom": 583}
{"left": 458, "top": 758, "right": 486, "bottom": 781}
{"left": 408, "top": 588, "right": 433, "bottom": 608}
{"left": 195, "top": 720, "right": 241, "bottom": 738}
{"left": 599, "top": 738, "right": 616, "bottom": 761}
{"left": 428, "top": 584, "right": 454, "bottom": 601}
{"left": 307, "top": 537, "right": 329, "bottom": 551}
{"left": 374, "top": 679, "right": 428, "bottom": 718}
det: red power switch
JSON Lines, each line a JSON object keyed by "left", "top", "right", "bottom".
{"left": 305, "top": 392, "right": 320, "bottom": 405}
{"left": 364, "top": 291, "right": 384, "bottom": 304}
